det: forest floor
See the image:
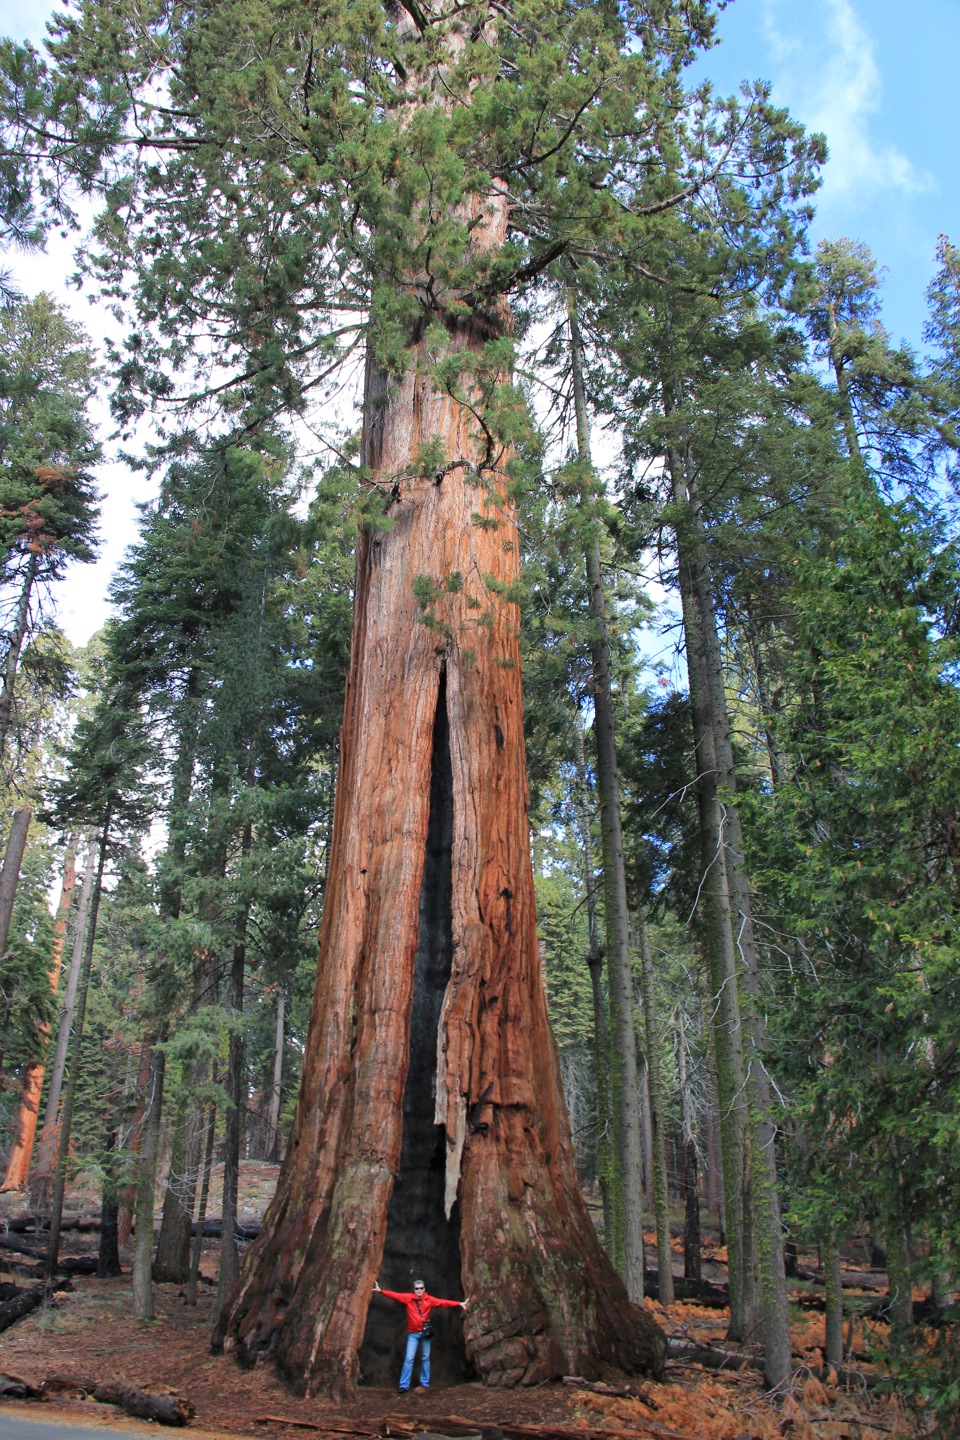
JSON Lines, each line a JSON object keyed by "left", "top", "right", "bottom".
{"left": 0, "top": 1165, "right": 926, "bottom": 1440}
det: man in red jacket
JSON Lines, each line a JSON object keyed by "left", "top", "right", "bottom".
{"left": 373, "top": 1278, "right": 469, "bottom": 1393}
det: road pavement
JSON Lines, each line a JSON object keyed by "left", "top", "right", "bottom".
{"left": 0, "top": 1410, "right": 233, "bottom": 1440}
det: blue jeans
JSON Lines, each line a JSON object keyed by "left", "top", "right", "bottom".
{"left": 398, "top": 1330, "right": 431, "bottom": 1391}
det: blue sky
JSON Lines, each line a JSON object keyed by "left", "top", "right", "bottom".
{"left": 694, "top": 0, "right": 959, "bottom": 351}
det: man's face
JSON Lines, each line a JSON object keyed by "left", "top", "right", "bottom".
{"left": 414, "top": 1284, "right": 425, "bottom": 1295}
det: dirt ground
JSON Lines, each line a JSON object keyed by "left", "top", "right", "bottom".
{"left": 0, "top": 1167, "right": 923, "bottom": 1440}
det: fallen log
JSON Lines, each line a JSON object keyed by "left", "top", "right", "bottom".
{"left": 561, "top": 1378, "right": 635, "bottom": 1398}
{"left": 0, "top": 1260, "right": 44, "bottom": 1278}
{"left": 380, "top": 1420, "right": 495, "bottom": 1438}
{"left": 0, "top": 1282, "right": 47, "bottom": 1333}
{"left": 666, "top": 1339, "right": 763, "bottom": 1374}
{"left": 255, "top": 1420, "right": 377, "bottom": 1435}
{"left": 0, "top": 1257, "right": 91, "bottom": 1281}
{"left": 18, "top": 1257, "right": 98, "bottom": 1277}
{"left": 671, "top": 1294, "right": 728, "bottom": 1310}
{"left": 44, "top": 1373, "right": 100, "bottom": 1394}
{"left": 642, "top": 1273, "right": 728, "bottom": 1305}
{"left": 58, "top": 1255, "right": 99, "bottom": 1275}
{"left": 191, "top": 1217, "right": 261, "bottom": 1240}
{"left": 1, "top": 1212, "right": 99, "bottom": 1234}
{"left": 667, "top": 1340, "right": 884, "bottom": 1393}
{"left": 835, "top": 1271, "right": 887, "bottom": 1292}
{"left": 93, "top": 1381, "right": 195, "bottom": 1426}
{"left": 0, "top": 1367, "right": 195, "bottom": 1425}
{"left": 0, "top": 1372, "right": 44, "bottom": 1399}
{"left": 489, "top": 1420, "right": 687, "bottom": 1440}
{"left": 0, "top": 1237, "right": 99, "bottom": 1276}
{"left": 0, "top": 1234, "right": 45, "bottom": 1259}
{"left": 792, "top": 1363, "right": 882, "bottom": 1392}
{"left": 255, "top": 1420, "right": 323, "bottom": 1433}
{"left": 0, "top": 1365, "right": 194, "bottom": 1422}
{"left": 41, "top": 1372, "right": 201, "bottom": 1418}
{"left": 793, "top": 1289, "right": 951, "bottom": 1326}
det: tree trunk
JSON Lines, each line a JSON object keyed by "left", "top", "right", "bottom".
{"left": 216, "top": 820, "right": 252, "bottom": 1320}
{"left": 676, "top": 1012, "right": 701, "bottom": 1283}
{"left": 45, "top": 814, "right": 109, "bottom": 1278}
{"left": 153, "top": 834, "right": 227, "bottom": 1283}
{"left": 153, "top": 1094, "right": 203, "bottom": 1282}
{"left": 218, "top": 176, "right": 665, "bottom": 1396}
{"left": 120, "top": 677, "right": 200, "bottom": 1247}
{"left": 265, "top": 988, "right": 285, "bottom": 1162}
{"left": 132, "top": 1038, "right": 166, "bottom": 1320}
{"left": 0, "top": 807, "right": 31, "bottom": 962}
{"left": 745, "top": 612, "right": 786, "bottom": 789}
{"left": 153, "top": 678, "right": 218, "bottom": 1283}
{"left": 639, "top": 1056, "right": 654, "bottom": 1205}
{"left": 884, "top": 1222, "right": 914, "bottom": 1351}
{"left": 2, "top": 839, "right": 77, "bottom": 1192}
{"left": 118, "top": 1033, "right": 154, "bottom": 1251}
{"left": 826, "top": 301, "right": 868, "bottom": 474}
{"left": 824, "top": 1234, "right": 843, "bottom": 1368}
{"left": 573, "top": 717, "right": 614, "bottom": 1251}
{"left": 637, "top": 922, "right": 673, "bottom": 1305}
{"left": 682, "top": 474, "right": 791, "bottom": 1388}
{"left": 669, "top": 457, "right": 750, "bottom": 1342}
{"left": 0, "top": 553, "right": 38, "bottom": 760}
{"left": 0, "top": 807, "right": 32, "bottom": 1089}
{"left": 568, "top": 293, "right": 644, "bottom": 1301}
{"left": 43, "top": 835, "right": 97, "bottom": 1130}
{"left": 187, "top": 1097, "right": 217, "bottom": 1305}
{"left": 97, "top": 1129, "right": 123, "bottom": 1278}
{"left": 702, "top": 1025, "right": 723, "bottom": 1235}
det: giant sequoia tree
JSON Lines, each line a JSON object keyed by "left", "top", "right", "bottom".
{"left": 210, "top": 4, "right": 680, "bottom": 1395}
{"left": 16, "top": 0, "right": 760, "bottom": 1397}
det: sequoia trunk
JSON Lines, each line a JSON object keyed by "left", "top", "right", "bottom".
{"left": 219, "top": 181, "right": 665, "bottom": 1397}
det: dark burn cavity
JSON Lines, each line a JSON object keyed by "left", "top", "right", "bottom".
{"left": 360, "top": 671, "right": 468, "bottom": 1384}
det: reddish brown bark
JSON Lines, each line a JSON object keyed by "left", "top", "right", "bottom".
{"left": 2, "top": 841, "right": 77, "bottom": 1193}
{"left": 219, "top": 182, "right": 665, "bottom": 1396}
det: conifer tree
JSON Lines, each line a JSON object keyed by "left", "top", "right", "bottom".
{"left": 43, "top": 654, "right": 152, "bottom": 1274}
{"left": 0, "top": 294, "right": 99, "bottom": 767}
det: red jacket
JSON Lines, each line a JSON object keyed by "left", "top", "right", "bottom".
{"left": 379, "top": 1289, "right": 461, "bottom": 1333}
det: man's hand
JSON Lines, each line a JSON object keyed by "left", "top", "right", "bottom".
{"left": 373, "top": 1280, "right": 381, "bottom": 1292}
{"left": 461, "top": 1298, "right": 470, "bottom": 1310}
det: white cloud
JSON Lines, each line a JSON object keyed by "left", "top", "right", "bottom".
{"left": 761, "top": 0, "right": 935, "bottom": 213}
